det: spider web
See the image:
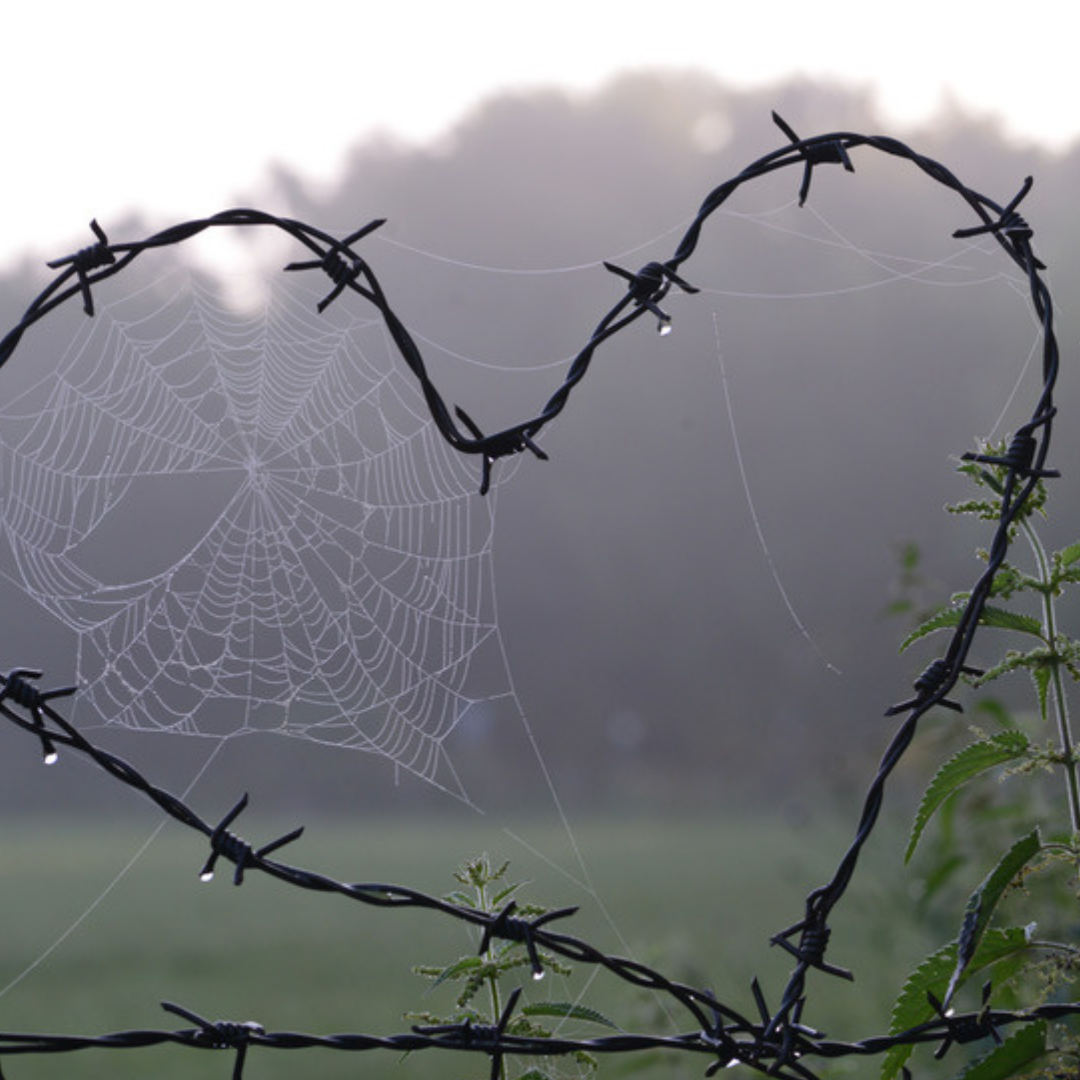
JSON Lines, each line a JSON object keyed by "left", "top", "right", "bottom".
{"left": 0, "top": 195, "right": 1037, "bottom": 811}
{"left": 0, "top": 262, "right": 512, "bottom": 797}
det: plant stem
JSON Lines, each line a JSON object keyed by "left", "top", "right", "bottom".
{"left": 476, "top": 875, "right": 506, "bottom": 1080}
{"left": 1021, "top": 517, "right": 1080, "bottom": 836}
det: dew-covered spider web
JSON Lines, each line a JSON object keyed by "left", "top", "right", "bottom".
{"left": 0, "top": 261, "right": 514, "bottom": 797}
{"left": 0, "top": 191, "right": 1041, "bottom": 814}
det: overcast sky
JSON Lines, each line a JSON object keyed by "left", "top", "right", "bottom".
{"left": 5, "top": 1, "right": 1078, "bottom": 268}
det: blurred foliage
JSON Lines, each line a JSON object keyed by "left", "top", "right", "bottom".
{"left": 883, "top": 448, "right": 1080, "bottom": 1079}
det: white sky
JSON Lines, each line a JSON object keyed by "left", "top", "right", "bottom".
{"left": 4, "top": 0, "right": 1079, "bottom": 269}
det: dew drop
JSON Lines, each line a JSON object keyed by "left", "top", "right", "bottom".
{"left": 532, "top": 969, "right": 545, "bottom": 982}
{"left": 658, "top": 318, "right": 673, "bottom": 336}
{"left": 200, "top": 871, "right": 215, "bottom": 883}
{"left": 43, "top": 751, "right": 58, "bottom": 766}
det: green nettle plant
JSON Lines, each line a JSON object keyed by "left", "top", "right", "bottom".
{"left": 884, "top": 439, "right": 1080, "bottom": 1080}
{"left": 409, "top": 856, "right": 613, "bottom": 1080}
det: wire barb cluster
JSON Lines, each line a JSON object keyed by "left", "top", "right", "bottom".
{"left": 603, "top": 259, "right": 700, "bottom": 333}
{"left": 44, "top": 218, "right": 115, "bottom": 315}
{"left": 0, "top": 116, "right": 1070, "bottom": 1078}
{"left": 199, "top": 793, "right": 305, "bottom": 886}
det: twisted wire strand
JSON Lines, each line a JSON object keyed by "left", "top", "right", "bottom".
{"left": 0, "top": 115, "right": 1066, "bottom": 1077}
{"left": 0, "top": 984, "right": 1072, "bottom": 1080}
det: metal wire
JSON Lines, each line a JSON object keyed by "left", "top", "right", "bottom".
{"left": 0, "top": 114, "right": 1069, "bottom": 1079}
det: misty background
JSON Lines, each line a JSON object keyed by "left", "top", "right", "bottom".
{"left": 0, "top": 71, "right": 1077, "bottom": 825}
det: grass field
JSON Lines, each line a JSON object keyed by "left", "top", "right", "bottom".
{"left": 0, "top": 810, "right": 940, "bottom": 1080}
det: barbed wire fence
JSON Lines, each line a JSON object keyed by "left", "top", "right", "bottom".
{"left": 0, "top": 113, "right": 1070, "bottom": 1079}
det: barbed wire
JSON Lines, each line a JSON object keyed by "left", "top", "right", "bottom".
{"left": 0, "top": 988, "right": 1074, "bottom": 1080}
{"left": 0, "top": 113, "right": 1068, "bottom": 1078}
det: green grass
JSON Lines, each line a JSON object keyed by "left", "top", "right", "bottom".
{"left": 0, "top": 811, "right": 937, "bottom": 1079}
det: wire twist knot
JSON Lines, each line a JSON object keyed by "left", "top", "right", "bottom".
{"left": 773, "top": 112, "right": 855, "bottom": 205}
{"left": 771, "top": 912, "right": 852, "bottom": 981}
{"left": 193, "top": 1018, "right": 265, "bottom": 1050}
{"left": 885, "top": 657, "right": 982, "bottom": 716}
{"left": 162, "top": 1002, "right": 264, "bottom": 1080}
{"left": 199, "top": 793, "right": 304, "bottom": 885}
{"left": 962, "top": 418, "right": 1061, "bottom": 481}
{"left": 453, "top": 410, "right": 549, "bottom": 495}
{"left": 324, "top": 250, "right": 362, "bottom": 287}
{"left": 790, "top": 923, "right": 830, "bottom": 968}
{"left": 47, "top": 220, "right": 115, "bottom": 316}
{"left": 479, "top": 901, "right": 578, "bottom": 979}
{"left": 927, "top": 984, "right": 1002, "bottom": 1061}
{"left": 953, "top": 176, "right": 1046, "bottom": 268}
{"left": 0, "top": 667, "right": 77, "bottom": 762}
{"left": 603, "top": 259, "right": 698, "bottom": 333}
{"left": 413, "top": 987, "right": 521, "bottom": 1080}
{"left": 700, "top": 992, "right": 740, "bottom": 1076}
{"left": 284, "top": 218, "right": 386, "bottom": 312}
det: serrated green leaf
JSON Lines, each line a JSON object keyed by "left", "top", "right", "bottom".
{"left": 427, "top": 955, "right": 484, "bottom": 990}
{"left": 953, "top": 1020, "right": 1045, "bottom": 1080}
{"left": 976, "top": 607, "right": 1045, "bottom": 638}
{"left": 945, "top": 829, "right": 1042, "bottom": 1004}
{"left": 491, "top": 880, "right": 526, "bottom": 907}
{"left": 906, "top": 732, "right": 1031, "bottom": 863}
{"left": 1059, "top": 541, "right": 1080, "bottom": 569}
{"left": 880, "top": 927, "right": 1032, "bottom": 1080}
{"left": 900, "top": 605, "right": 964, "bottom": 652}
{"left": 898, "top": 604, "right": 1042, "bottom": 654}
{"left": 522, "top": 1002, "right": 618, "bottom": 1029}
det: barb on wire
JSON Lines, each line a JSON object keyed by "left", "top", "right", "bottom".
{"left": 770, "top": 910, "right": 852, "bottom": 982}
{"left": 161, "top": 1003, "right": 265, "bottom": 1080}
{"left": 198, "top": 793, "right": 305, "bottom": 885}
{"left": 453, "top": 406, "right": 549, "bottom": 496}
{"left": 771, "top": 112, "right": 855, "bottom": 206}
{"left": 926, "top": 983, "right": 1002, "bottom": 1061}
{"left": 962, "top": 412, "right": 1061, "bottom": 480}
{"left": 883, "top": 657, "right": 985, "bottom": 717}
{"left": 0, "top": 115, "right": 1068, "bottom": 1078}
{"left": 45, "top": 218, "right": 115, "bottom": 315}
{"left": 0, "top": 668, "right": 77, "bottom": 764}
{"left": 479, "top": 901, "right": 579, "bottom": 980}
{"left": 953, "top": 174, "right": 1046, "bottom": 269}
{"left": 602, "top": 259, "right": 700, "bottom": 334}
{"left": 283, "top": 216, "right": 386, "bottom": 311}
{"left": 414, "top": 985, "right": 523, "bottom": 1080}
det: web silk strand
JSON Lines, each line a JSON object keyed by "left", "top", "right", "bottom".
{"left": 713, "top": 313, "right": 842, "bottom": 676}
